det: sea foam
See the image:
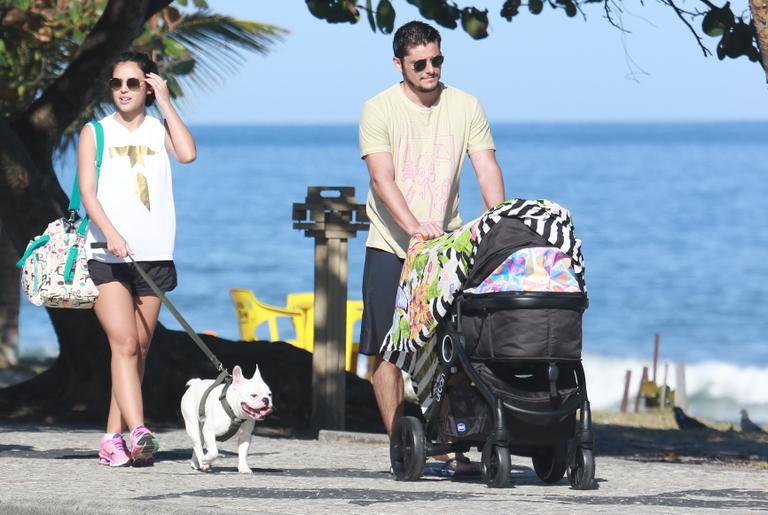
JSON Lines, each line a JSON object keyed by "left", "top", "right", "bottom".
{"left": 583, "top": 354, "right": 768, "bottom": 424}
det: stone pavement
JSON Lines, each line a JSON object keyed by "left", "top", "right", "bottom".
{"left": 0, "top": 423, "right": 766, "bottom": 514}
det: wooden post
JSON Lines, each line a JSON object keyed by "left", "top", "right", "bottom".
{"left": 293, "top": 187, "right": 369, "bottom": 431}
{"left": 620, "top": 370, "right": 632, "bottom": 414}
{"left": 652, "top": 333, "right": 660, "bottom": 383}
{"left": 675, "top": 363, "right": 688, "bottom": 411}
{"left": 660, "top": 362, "right": 669, "bottom": 408}
{"left": 311, "top": 237, "right": 349, "bottom": 430}
{"left": 634, "top": 366, "right": 648, "bottom": 413}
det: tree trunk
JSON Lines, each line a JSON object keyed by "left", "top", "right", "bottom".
{"left": 0, "top": 230, "right": 20, "bottom": 368}
{"left": 750, "top": 0, "right": 768, "bottom": 81}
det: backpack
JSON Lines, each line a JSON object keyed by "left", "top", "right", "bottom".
{"left": 16, "top": 120, "right": 104, "bottom": 309}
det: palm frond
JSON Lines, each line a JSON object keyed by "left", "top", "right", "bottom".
{"left": 164, "top": 12, "right": 287, "bottom": 97}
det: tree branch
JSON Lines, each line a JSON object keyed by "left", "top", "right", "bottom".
{"left": 660, "top": 0, "right": 712, "bottom": 56}
{"left": 147, "top": 0, "right": 173, "bottom": 20}
{"left": 11, "top": 0, "right": 173, "bottom": 166}
{"left": 695, "top": 0, "right": 719, "bottom": 10}
{"left": 604, "top": 0, "right": 629, "bottom": 32}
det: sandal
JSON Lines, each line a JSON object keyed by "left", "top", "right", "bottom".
{"left": 425, "top": 455, "right": 481, "bottom": 477}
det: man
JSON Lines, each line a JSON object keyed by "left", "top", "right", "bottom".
{"left": 358, "top": 20, "right": 505, "bottom": 449}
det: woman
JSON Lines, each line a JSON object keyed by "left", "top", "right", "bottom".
{"left": 78, "top": 52, "right": 196, "bottom": 467}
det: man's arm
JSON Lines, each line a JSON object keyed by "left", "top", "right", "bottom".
{"left": 364, "top": 152, "right": 443, "bottom": 239}
{"left": 469, "top": 149, "right": 505, "bottom": 209}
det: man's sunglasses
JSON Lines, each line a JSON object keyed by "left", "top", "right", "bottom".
{"left": 407, "top": 55, "right": 445, "bottom": 72}
{"left": 108, "top": 78, "right": 144, "bottom": 91}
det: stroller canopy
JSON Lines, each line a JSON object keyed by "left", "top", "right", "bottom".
{"left": 464, "top": 218, "right": 583, "bottom": 295}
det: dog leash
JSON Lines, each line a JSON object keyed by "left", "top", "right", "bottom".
{"left": 91, "top": 243, "right": 248, "bottom": 438}
{"left": 90, "top": 242, "right": 229, "bottom": 376}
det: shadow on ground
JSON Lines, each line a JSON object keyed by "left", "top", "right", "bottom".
{"left": 594, "top": 422, "right": 768, "bottom": 467}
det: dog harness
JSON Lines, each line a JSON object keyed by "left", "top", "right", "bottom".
{"left": 198, "top": 370, "right": 248, "bottom": 442}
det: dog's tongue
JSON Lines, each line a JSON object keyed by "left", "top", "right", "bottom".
{"left": 242, "top": 402, "right": 271, "bottom": 419}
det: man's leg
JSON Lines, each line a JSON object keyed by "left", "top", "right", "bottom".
{"left": 370, "top": 355, "right": 404, "bottom": 435}
{"left": 359, "top": 247, "right": 405, "bottom": 435}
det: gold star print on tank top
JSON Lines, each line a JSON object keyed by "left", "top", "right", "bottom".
{"left": 109, "top": 145, "right": 157, "bottom": 211}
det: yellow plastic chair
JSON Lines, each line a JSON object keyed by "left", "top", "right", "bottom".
{"left": 285, "top": 292, "right": 364, "bottom": 373}
{"left": 229, "top": 288, "right": 303, "bottom": 344}
{"left": 346, "top": 301, "right": 364, "bottom": 373}
{"left": 284, "top": 292, "right": 314, "bottom": 351}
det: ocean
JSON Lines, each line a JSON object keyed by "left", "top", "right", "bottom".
{"left": 18, "top": 122, "right": 768, "bottom": 423}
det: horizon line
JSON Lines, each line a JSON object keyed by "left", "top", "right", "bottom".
{"left": 187, "top": 119, "right": 768, "bottom": 128}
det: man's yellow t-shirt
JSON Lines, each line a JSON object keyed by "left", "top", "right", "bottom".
{"left": 359, "top": 83, "right": 496, "bottom": 258}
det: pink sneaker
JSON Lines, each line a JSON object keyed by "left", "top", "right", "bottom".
{"left": 98, "top": 433, "right": 131, "bottom": 467}
{"left": 129, "top": 425, "right": 159, "bottom": 467}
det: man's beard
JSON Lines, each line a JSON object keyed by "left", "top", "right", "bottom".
{"left": 403, "top": 73, "right": 440, "bottom": 93}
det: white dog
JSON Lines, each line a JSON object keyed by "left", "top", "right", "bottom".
{"left": 181, "top": 365, "right": 272, "bottom": 473}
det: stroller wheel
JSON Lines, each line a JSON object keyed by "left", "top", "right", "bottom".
{"left": 481, "top": 440, "right": 511, "bottom": 488}
{"left": 567, "top": 447, "right": 595, "bottom": 490}
{"left": 390, "top": 416, "right": 426, "bottom": 481}
{"left": 532, "top": 442, "right": 567, "bottom": 483}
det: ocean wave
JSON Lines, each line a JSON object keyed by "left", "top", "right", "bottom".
{"left": 583, "top": 354, "right": 768, "bottom": 424}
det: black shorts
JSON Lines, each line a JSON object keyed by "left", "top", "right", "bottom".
{"left": 359, "top": 247, "right": 405, "bottom": 356}
{"left": 88, "top": 259, "right": 177, "bottom": 297}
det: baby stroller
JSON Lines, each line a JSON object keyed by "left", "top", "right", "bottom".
{"left": 389, "top": 217, "right": 595, "bottom": 489}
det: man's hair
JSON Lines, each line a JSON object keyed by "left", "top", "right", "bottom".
{"left": 109, "top": 52, "right": 160, "bottom": 107}
{"left": 393, "top": 21, "right": 441, "bottom": 59}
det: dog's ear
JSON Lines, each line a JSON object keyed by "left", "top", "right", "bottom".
{"left": 232, "top": 365, "right": 245, "bottom": 386}
{"left": 251, "top": 365, "right": 261, "bottom": 380}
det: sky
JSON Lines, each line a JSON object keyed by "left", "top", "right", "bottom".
{"left": 181, "top": 1, "right": 768, "bottom": 124}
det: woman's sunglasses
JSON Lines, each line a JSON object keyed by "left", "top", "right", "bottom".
{"left": 407, "top": 55, "right": 445, "bottom": 72}
{"left": 108, "top": 77, "right": 144, "bottom": 91}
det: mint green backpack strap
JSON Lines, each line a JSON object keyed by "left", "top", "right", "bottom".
{"left": 74, "top": 120, "right": 104, "bottom": 238}
{"left": 63, "top": 120, "right": 104, "bottom": 284}
{"left": 68, "top": 120, "right": 105, "bottom": 212}
{"left": 15, "top": 234, "right": 51, "bottom": 268}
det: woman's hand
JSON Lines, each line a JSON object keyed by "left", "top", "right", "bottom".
{"left": 145, "top": 72, "right": 171, "bottom": 107}
{"left": 106, "top": 232, "right": 132, "bottom": 258}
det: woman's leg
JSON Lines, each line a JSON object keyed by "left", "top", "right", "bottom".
{"left": 107, "top": 295, "right": 163, "bottom": 433}
{"left": 134, "top": 295, "right": 162, "bottom": 378}
{"left": 94, "top": 282, "right": 144, "bottom": 434}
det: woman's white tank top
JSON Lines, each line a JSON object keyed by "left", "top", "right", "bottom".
{"left": 85, "top": 113, "right": 176, "bottom": 263}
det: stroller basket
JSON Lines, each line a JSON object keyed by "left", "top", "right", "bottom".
{"left": 458, "top": 292, "right": 587, "bottom": 362}
{"left": 437, "top": 362, "right": 580, "bottom": 445}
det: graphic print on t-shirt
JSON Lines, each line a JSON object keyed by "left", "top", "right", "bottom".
{"left": 396, "top": 134, "right": 456, "bottom": 224}
{"left": 109, "top": 144, "right": 157, "bottom": 212}
{"left": 134, "top": 172, "right": 150, "bottom": 211}
{"left": 109, "top": 145, "right": 157, "bottom": 167}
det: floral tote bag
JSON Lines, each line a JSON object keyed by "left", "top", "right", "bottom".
{"left": 16, "top": 120, "right": 104, "bottom": 309}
